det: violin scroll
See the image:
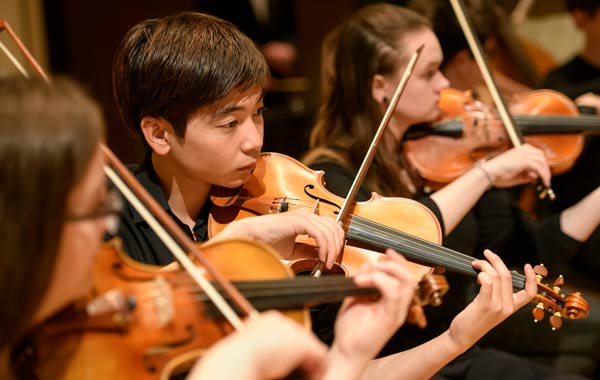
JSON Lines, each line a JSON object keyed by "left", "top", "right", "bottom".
{"left": 529, "top": 264, "right": 590, "bottom": 330}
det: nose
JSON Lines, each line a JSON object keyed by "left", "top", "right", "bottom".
{"left": 436, "top": 71, "right": 450, "bottom": 92}
{"left": 240, "top": 118, "right": 264, "bottom": 154}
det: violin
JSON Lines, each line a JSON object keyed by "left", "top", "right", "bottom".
{"left": 16, "top": 238, "right": 379, "bottom": 380}
{"left": 2, "top": 20, "right": 377, "bottom": 380}
{"left": 208, "top": 152, "right": 590, "bottom": 330}
{"left": 402, "top": 87, "right": 600, "bottom": 190}
{"left": 209, "top": 152, "right": 449, "bottom": 307}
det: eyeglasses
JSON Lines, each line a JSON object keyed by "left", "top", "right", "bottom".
{"left": 66, "top": 188, "right": 123, "bottom": 235}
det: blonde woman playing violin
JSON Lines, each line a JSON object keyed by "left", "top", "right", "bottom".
{"left": 302, "top": 3, "right": 591, "bottom": 380}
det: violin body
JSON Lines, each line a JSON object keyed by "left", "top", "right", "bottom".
{"left": 21, "top": 238, "right": 307, "bottom": 380}
{"left": 403, "top": 88, "right": 585, "bottom": 190}
{"left": 209, "top": 152, "right": 441, "bottom": 282}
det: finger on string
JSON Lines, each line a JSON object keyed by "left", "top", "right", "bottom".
{"left": 514, "top": 263, "right": 537, "bottom": 307}
{"left": 483, "top": 249, "right": 513, "bottom": 303}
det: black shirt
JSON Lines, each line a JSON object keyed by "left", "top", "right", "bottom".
{"left": 309, "top": 160, "right": 464, "bottom": 352}
{"left": 540, "top": 56, "right": 600, "bottom": 211}
{"left": 116, "top": 155, "right": 212, "bottom": 265}
{"left": 311, "top": 162, "right": 446, "bottom": 234}
{"left": 308, "top": 159, "right": 581, "bottom": 339}
{"left": 538, "top": 56, "right": 600, "bottom": 277}
{"left": 542, "top": 56, "right": 600, "bottom": 100}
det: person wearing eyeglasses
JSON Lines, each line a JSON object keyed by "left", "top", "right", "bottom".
{"left": 0, "top": 75, "right": 428, "bottom": 380}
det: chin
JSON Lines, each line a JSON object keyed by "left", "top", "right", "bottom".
{"left": 221, "top": 177, "right": 248, "bottom": 189}
{"left": 426, "top": 109, "right": 441, "bottom": 122}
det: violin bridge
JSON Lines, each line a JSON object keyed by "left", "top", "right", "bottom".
{"left": 150, "top": 276, "right": 174, "bottom": 327}
{"left": 273, "top": 196, "right": 289, "bottom": 213}
{"left": 312, "top": 199, "right": 320, "bottom": 215}
{"left": 85, "top": 288, "right": 131, "bottom": 317}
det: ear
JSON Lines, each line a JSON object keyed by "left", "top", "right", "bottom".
{"left": 571, "top": 9, "right": 589, "bottom": 30}
{"left": 452, "top": 49, "right": 473, "bottom": 67}
{"left": 140, "top": 116, "right": 173, "bottom": 156}
{"left": 371, "top": 74, "right": 389, "bottom": 105}
{"left": 444, "top": 49, "right": 480, "bottom": 89}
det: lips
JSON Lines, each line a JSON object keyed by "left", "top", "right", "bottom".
{"left": 239, "top": 162, "right": 256, "bottom": 172}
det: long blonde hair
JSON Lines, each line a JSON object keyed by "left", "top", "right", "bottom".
{"left": 303, "top": 4, "right": 430, "bottom": 197}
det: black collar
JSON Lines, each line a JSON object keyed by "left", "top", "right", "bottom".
{"left": 130, "top": 154, "right": 172, "bottom": 225}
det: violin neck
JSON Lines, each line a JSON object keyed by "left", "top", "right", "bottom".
{"left": 200, "top": 277, "right": 379, "bottom": 317}
{"left": 513, "top": 115, "right": 600, "bottom": 135}
{"left": 434, "top": 115, "right": 600, "bottom": 136}
{"left": 346, "top": 215, "right": 527, "bottom": 289}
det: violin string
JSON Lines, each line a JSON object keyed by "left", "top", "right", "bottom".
{"left": 491, "top": 113, "right": 600, "bottom": 127}
{"left": 222, "top": 194, "right": 528, "bottom": 289}
{"left": 348, "top": 216, "right": 527, "bottom": 289}
{"left": 105, "top": 166, "right": 246, "bottom": 328}
{"left": 353, "top": 215, "right": 528, "bottom": 286}
{"left": 351, "top": 218, "right": 476, "bottom": 273}
{"left": 168, "top": 278, "right": 378, "bottom": 313}
{"left": 170, "top": 275, "right": 360, "bottom": 292}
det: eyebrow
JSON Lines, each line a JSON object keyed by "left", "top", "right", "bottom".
{"left": 213, "top": 91, "right": 266, "bottom": 118}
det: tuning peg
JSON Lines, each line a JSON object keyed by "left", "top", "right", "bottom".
{"left": 533, "top": 263, "right": 548, "bottom": 278}
{"left": 532, "top": 302, "right": 545, "bottom": 323}
{"left": 430, "top": 291, "right": 443, "bottom": 307}
{"left": 550, "top": 312, "right": 563, "bottom": 331}
{"left": 552, "top": 275, "right": 564, "bottom": 294}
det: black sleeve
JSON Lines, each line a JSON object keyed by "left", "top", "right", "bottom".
{"left": 312, "top": 162, "right": 446, "bottom": 233}
{"left": 311, "top": 162, "right": 371, "bottom": 201}
{"left": 474, "top": 188, "right": 582, "bottom": 268}
{"left": 417, "top": 196, "right": 446, "bottom": 237}
{"left": 532, "top": 213, "right": 582, "bottom": 267}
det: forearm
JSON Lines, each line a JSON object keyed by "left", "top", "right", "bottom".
{"left": 361, "top": 330, "right": 467, "bottom": 380}
{"left": 322, "top": 343, "right": 371, "bottom": 380}
{"left": 188, "top": 343, "right": 257, "bottom": 380}
{"left": 560, "top": 186, "right": 600, "bottom": 241}
{"left": 430, "top": 166, "right": 489, "bottom": 234}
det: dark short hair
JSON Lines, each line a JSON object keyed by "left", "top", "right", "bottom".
{"left": 566, "top": 0, "right": 600, "bottom": 15}
{"left": 409, "top": 0, "right": 501, "bottom": 67}
{"left": 113, "top": 11, "right": 268, "bottom": 145}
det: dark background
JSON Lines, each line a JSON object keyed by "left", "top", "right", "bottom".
{"left": 40, "top": 0, "right": 566, "bottom": 164}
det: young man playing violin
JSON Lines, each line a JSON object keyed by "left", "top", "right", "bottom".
{"left": 112, "top": 12, "right": 344, "bottom": 268}
{"left": 0, "top": 75, "right": 432, "bottom": 380}
{"left": 109, "top": 10, "right": 547, "bottom": 380}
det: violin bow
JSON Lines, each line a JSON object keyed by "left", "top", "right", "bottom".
{"left": 0, "top": 20, "right": 49, "bottom": 82}
{"left": 0, "top": 23, "right": 256, "bottom": 329}
{"left": 448, "top": 0, "right": 555, "bottom": 200}
{"left": 311, "top": 45, "right": 424, "bottom": 278}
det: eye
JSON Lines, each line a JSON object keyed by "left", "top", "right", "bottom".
{"left": 423, "top": 70, "right": 437, "bottom": 79}
{"left": 254, "top": 106, "right": 267, "bottom": 117}
{"left": 219, "top": 119, "right": 238, "bottom": 129}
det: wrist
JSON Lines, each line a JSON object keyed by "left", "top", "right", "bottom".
{"left": 440, "top": 329, "right": 472, "bottom": 358}
{"left": 475, "top": 159, "right": 494, "bottom": 190}
{"left": 323, "top": 343, "right": 369, "bottom": 380}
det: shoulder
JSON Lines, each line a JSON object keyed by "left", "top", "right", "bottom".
{"left": 309, "top": 160, "right": 375, "bottom": 202}
{"left": 542, "top": 56, "right": 600, "bottom": 96}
